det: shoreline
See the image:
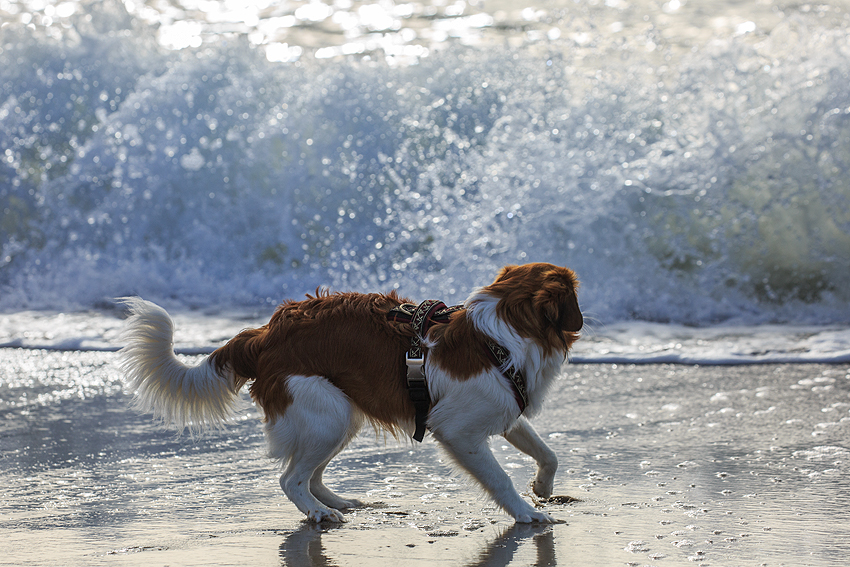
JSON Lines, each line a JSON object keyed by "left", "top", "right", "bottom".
{"left": 1, "top": 310, "right": 849, "bottom": 365}
{"left": 2, "top": 352, "right": 849, "bottom": 565}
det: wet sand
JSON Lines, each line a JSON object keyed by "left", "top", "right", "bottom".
{"left": 2, "top": 350, "right": 849, "bottom": 566}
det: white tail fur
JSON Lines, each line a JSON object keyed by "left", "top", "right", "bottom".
{"left": 118, "top": 297, "right": 239, "bottom": 433}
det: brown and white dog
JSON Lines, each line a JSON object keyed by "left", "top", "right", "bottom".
{"left": 119, "top": 262, "right": 582, "bottom": 523}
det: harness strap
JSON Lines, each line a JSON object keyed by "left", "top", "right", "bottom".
{"left": 483, "top": 341, "right": 528, "bottom": 413}
{"left": 387, "top": 300, "right": 528, "bottom": 442}
{"left": 388, "top": 300, "right": 461, "bottom": 441}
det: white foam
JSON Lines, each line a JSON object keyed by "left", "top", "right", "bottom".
{"left": 1, "top": 1, "right": 849, "bottom": 328}
{"left": 1, "top": 310, "right": 847, "bottom": 366}
{"left": 570, "top": 322, "right": 850, "bottom": 364}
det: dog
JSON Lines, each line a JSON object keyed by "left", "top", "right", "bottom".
{"left": 119, "top": 262, "right": 582, "bottom": 523}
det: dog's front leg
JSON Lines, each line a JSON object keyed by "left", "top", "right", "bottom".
{"left": 434, "top": 431, "right": 556, "bottom": 523}
{"left": 503, "top": 417, "right": 557, "bottom": 499}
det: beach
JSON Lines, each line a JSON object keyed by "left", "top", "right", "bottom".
{"left": 2, "top": 347, "right": 848, "bottom": 566}
{"left": 3, "top": 0, "right": 850, "bottom": 564}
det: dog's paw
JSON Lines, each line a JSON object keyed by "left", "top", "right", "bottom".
{"left": 336, "top": 498, "right": 363, "bottom": 510}
{"left": 315, "top": 494, "right": 363, "bottom": 510}
{"left": 513, "top": 507, "right": 563, "bottom": 524}
{"left": 306, "top": 507, "right": 346, "bottom": 523}
{"left": 531, "top": 477, "right": 554, "bottom": 499}
{"left": 513, "top": 506, "right": 564, "bottom": 524}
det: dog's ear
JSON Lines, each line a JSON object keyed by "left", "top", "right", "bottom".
{"left": 556, "top": 293, "right": 583, "bottom": 332}
{"left": 535, "top": 279, "right": 583, "bottom": 333}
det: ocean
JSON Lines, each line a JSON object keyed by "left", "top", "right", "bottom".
{"left": 2, "top": 0, "right": 849, "bottom": 328}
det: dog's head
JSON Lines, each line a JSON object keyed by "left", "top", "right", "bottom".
{"left": 484, "top": 263, "right": 582, "bottom": 353}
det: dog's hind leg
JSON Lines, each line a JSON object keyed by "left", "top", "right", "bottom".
{"left": 503, "top": 417, "right": 558, "bottom": 499}
{"left": 264, "top": 375, "right": 358, "bottom": 523}
{"left": 309, "top": 410, "right": 364, "bottom": 510}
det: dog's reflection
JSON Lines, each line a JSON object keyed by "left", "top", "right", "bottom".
{"left": 468, "top": 524, "right": 556, "bottom": 567}
{"left": 278, "top": 521, "right": 557, "bottom": 567}
{"left": 279, "top": 523, "right": 341, "bottom": 567}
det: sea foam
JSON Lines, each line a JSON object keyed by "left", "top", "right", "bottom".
{"left": 1, "top": 2, "right": 849, "bottom": 325}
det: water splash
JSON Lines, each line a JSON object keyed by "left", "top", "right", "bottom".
{"left": 1, "top": 1, "right": 849, "bottom": 323}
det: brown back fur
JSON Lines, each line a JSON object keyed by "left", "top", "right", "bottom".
{"left": 211, "top": 290, "right": 416, "bottom": 430}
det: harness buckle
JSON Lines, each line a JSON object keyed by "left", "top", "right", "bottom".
{"left": 405, "top": 354, "right": 426, "bottom": 383}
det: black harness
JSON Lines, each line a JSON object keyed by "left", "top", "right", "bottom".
{"left": 388, "top": 300, "right": 528, "bottom": 442}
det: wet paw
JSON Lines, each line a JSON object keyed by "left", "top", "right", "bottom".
{"left": 514, "top": 509, "right": 560, "bottom": 524}
{"left": 306, "top": 507, "right": 345, "bottom": 523}
{"left": 337, "top": 498, "right": 363, "bottom": 510}
{"left": 531, "top": 477, "right": 554, "bottom": 499}
{"left": 315, "top": 494, "right": 362, "bottom": 510}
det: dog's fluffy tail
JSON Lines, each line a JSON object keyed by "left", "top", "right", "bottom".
{"left": 118, "top": 297, "right": 243, "bottom": 433}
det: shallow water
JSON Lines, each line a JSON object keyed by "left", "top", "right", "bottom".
{"left": 2, "top": 349, "right": 848, "bottom": 566}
